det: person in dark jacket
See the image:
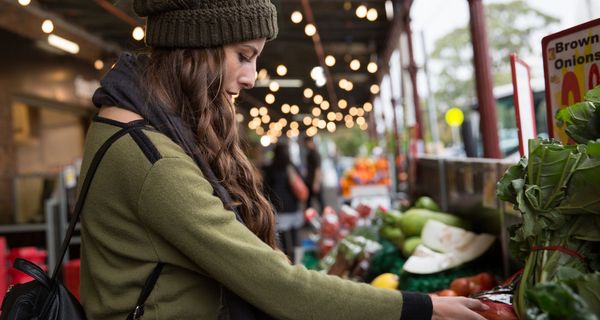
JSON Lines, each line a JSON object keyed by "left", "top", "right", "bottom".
{"left": 263, "top": 142, "right": 303, "bottom": 262}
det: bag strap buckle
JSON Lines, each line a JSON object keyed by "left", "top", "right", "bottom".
{"left": 132, "top": 305, "right": 144, "bottom": 319}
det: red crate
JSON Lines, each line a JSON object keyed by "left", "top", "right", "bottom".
{"left": 0, "top": 237, "right": 7, "bottom": 302}
{"left": 64, "top": 259, "right": 80, "bottom": 301}
{"left": 7, "top": 247, "right": 47, "bottom": 285}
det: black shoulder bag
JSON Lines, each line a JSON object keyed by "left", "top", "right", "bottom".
{"left": 0, "top": 124, "right": 164, "bottom": 320}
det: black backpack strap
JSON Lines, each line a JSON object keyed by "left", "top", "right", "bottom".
{"left": 127, "top": 262, "right": 165, "bottom": 320}
{"left": 50, "top": 122, "right": 147, "bottom": 280}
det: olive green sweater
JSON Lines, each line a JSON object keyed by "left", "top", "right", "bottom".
{"left": 79, "top": 117, "right": 430, "bottom": 319}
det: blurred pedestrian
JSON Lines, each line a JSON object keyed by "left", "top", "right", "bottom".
{"left": 303, "top": 136, "right": 324, "bottom": 211}
{"left": 263, "top": 142, "right": 303, "bottom": 262}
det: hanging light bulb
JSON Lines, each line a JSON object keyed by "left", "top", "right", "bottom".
{"left": 304, "top": 24, "right": 316, "bottom": 36}
{"left": 327, "top": 112, "right": 336, "bottom": 121}
{"left": 290, "top": 105, "right": 300, "bottom": 115}
{"left": 304, "top": 88, "right": 314, "bottom": 98}
{"left": 312, "top": 107, "right": 321, "bottom": 117}
{"left": 338, "top": 99, "right": 348, "bottom": 109}
{"left": 291, "top": 11, "right": 303, "bottom": 23}
{"left": 259, "top": 106, "right": 268, "bottom": 116}
{"left": 345, "top": 81, "right": 354, "bottom": 91}
{"left": 265, "top": 93, "right": 275, "bottom": 104}
{"left": 367, "top": 8, "right": 378, "bottom": 21}
{"left": 355, "top": 5, "right": 367, "bottom": 18}
{"left": 18, "top": 0, "right": 31, "bottom": 6}
{"left": 367, "top": 62, "right": 378, "bottom": 73}
{"left": 269, "top": 81, "right": 280, "bottom": 92}
{"left": 363, "top": 102, "right": 373, "bottom": 112}
{"left": 276, "top": 65, "right": 288, "bottom": 76}
{"left": 350, "top": 59, "right": 361, "bottom": 71}
{"left": 343, "top": 0, "right": 352, "bottom": 11}
{"left": 94, "top": 59, "right": 104, "bottom": 70}
{"left": 41, "top": 20, "right": 54, "bottom": 34}
{"left": 260, "top": 135, "right": 271, "bottom": 147}
{"left": 313, "top": 94, "right": 323, "bottom": 105}
{"left": 325, "top": 55, "right": 336, "bottom": 67}
{"left": 303, "top": 116, "right": 312, "bottom": 126}
{"left": 132, "top": 26, "right": 145, "bottom": 41}
{"left": 257, "top": 68, "right": 269, "bottom": 80}
{"left": 370, "top": 84, "right": 380, "bottom": 94}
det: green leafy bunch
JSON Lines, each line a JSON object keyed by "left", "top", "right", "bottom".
{"left": 496, "top": 85, "right": 600, "bottom": 319}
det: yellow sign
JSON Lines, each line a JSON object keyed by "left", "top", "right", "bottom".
{"left": 542, "top": 19, "right": 600, "bottom": 143}
{"left": 445, "top": 107, "right": 464, "bottom": 127}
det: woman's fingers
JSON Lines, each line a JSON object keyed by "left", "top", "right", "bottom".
{"left": 431, "top": 296, "right": 490, "bottom": 320}
{"left": 462, "top": 297, "right": 490, "bottom": 311}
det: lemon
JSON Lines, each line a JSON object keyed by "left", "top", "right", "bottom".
{"left": 370, "top": 273, "right": 399, "bottom": 290}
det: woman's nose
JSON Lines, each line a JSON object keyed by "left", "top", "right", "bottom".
{"left": 239, "top": 65, "right": 257, "bottom": 89}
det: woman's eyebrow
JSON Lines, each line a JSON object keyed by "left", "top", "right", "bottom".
{"left": 240, "top": 44, "right": 259, "bottom": 57}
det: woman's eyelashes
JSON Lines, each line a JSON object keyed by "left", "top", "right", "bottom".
{"left": 238, "top": 53, "right": 251, "bottom": 63}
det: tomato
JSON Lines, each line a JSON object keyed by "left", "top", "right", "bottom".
{"left": 450, "top": 278, "right": 470, "bottom": 296}
{"left": 437, "top": 289, "right": 457, "bottom": 296}
{"left": 468, "top": 282, "right": 482, "bottom": 295}
{"left": 476, "top": 272, "right": 495, "bottom": 291}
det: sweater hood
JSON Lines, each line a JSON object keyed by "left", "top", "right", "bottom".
{"left": 92, "top": 52, "right": 148, "bottom": 112}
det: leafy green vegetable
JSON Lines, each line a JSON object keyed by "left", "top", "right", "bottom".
{"left": 557, "top": 141, "right": 600, "bottom": 216}
{"left": 498, "top": 139, "right": 600, "bottom": 317}
{"left": 526, "top": 282, "right": 598, "bottom": 320}
{"left": 556, "top": 85, "right": 600, "bottom": 144}
{"left": 497, "top": 85, "right": 600, "bottom": 319}
{"left": 574, "top": 272, "right": 600, "bottom": 316}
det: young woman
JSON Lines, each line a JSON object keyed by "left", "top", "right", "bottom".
{"left": 79, "top": 0, "right": 489, "bottom": 319}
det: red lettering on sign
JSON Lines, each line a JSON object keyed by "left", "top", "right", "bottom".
{"left": 562, "top": 71, "right": 580, "bottom": 106}
{"left": 589, "top": 63, "right": 600, "bottom": 89}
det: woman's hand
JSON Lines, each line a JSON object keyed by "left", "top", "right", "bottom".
{"left": 430, "top": 296, "right": 489, "bottom": 320}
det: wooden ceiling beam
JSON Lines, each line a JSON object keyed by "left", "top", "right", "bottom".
{"left": 0, "top": 0, "right": 120, "bottom": 63}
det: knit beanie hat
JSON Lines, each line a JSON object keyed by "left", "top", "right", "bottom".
{"left": 133, "top": 0, "right": 278, "bottom": 48}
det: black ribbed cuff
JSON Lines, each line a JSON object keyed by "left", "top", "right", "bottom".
{"left": 400, "top": 291, "right": 433, "bottom": 320}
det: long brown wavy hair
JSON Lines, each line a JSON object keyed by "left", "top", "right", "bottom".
{"left": 142, "top": 48, "right": 278, "bottom": 249}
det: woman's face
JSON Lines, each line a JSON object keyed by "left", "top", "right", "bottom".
{"left": 223, "top": 38, "right": 266, "bottom": 101}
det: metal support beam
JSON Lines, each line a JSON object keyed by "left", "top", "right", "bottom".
{"left": 0, "top": 0, "right": 121, "bottom": 63}
{"left": 95, "top": 0, "right": 139, "bottom": 28}
{"left": 468, "top": 0, "right": 501, "bottom": 158}
{"left": 402, "top": 1, "right": 423, "bottom": 140}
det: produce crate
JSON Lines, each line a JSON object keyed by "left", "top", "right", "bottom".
{"left": 7, "top": 247, "right": 47, "bottom": 285}
{"left": 0, "top": 237, "right": 7, "bottom": 302}
{"left": 64, "top": 259, "right": 80, "bottom": 300}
